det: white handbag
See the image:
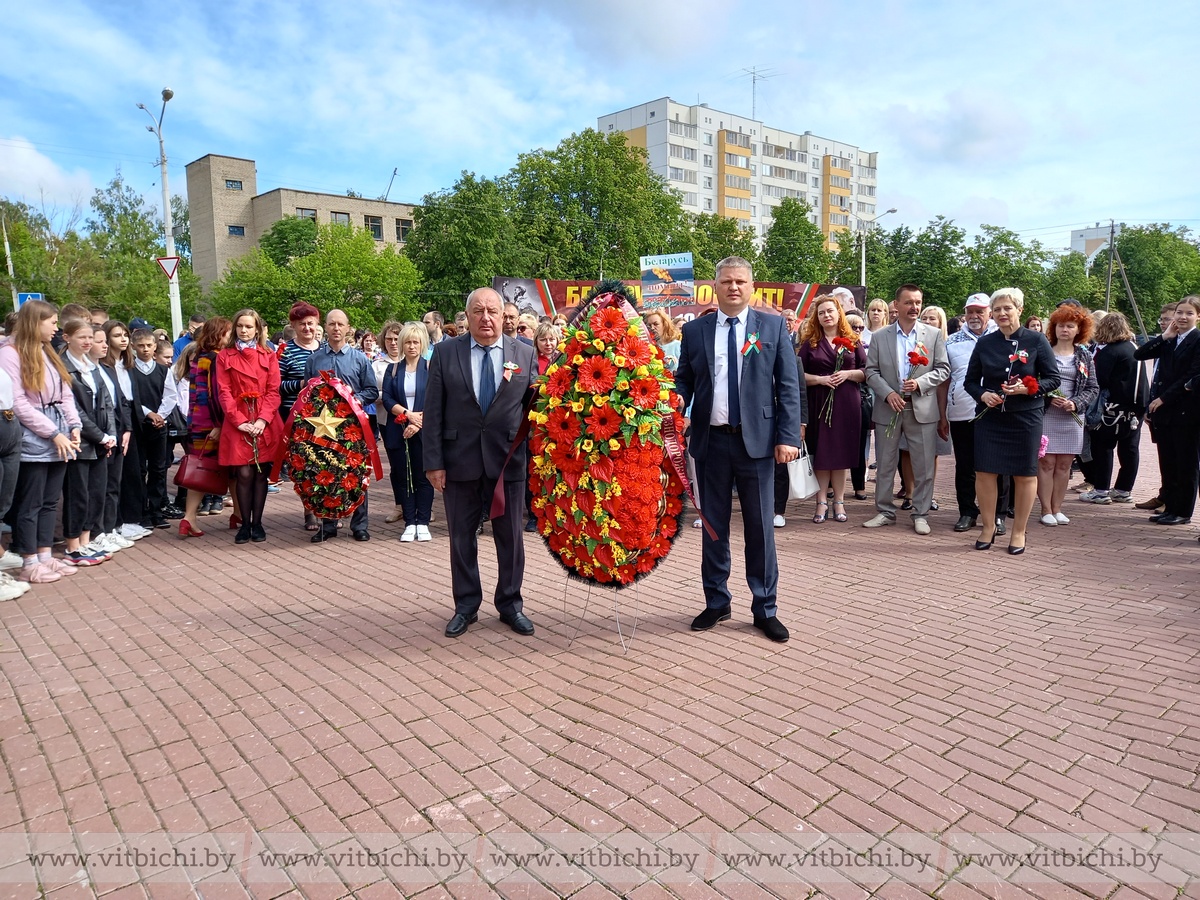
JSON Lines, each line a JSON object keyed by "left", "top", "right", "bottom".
{"left": 787, "top": 445, "right": 819, "bottom": 500}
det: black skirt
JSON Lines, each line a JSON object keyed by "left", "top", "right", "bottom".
{"left": 974, "top": 405, "right": 1043, "bottom": 477}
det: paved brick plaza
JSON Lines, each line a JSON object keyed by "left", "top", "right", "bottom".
{"left": 2, "top": 451, "right": 1198, "bottom": 898}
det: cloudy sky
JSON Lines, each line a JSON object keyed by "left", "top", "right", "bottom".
{"left": 2, "top": 0, "right": 1196, "bottom": 254}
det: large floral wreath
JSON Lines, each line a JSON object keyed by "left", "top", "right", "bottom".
{"left": 529, "top": 281, "right": 687, "bottom": 586}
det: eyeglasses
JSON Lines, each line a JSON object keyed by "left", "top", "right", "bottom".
{"left": 851, "top": 325, "right": 865, "bottom": 332}
{"left": 517, "top": 325, "right": 531, "bottom": 334}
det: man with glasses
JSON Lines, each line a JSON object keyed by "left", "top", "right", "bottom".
{"left": 501, "top": 302, "right": 521, "bottom": 339}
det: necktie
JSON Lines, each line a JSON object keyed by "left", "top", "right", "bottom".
{"left": 726, "top": 316, "right": 740, "bottom": 429}
{"left": 478, "top": 345, "right": 496, "bottom": 414}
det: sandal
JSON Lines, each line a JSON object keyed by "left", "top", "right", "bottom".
{"left": 900, "top": 498, "right": 913, "bottom": 510}
{"left": 832, "top": 501, "right": 848, "bottom": 523}
{"left": 304, "top": 512, "right": 319, "bottom": 532}
{"left": 813, "top": 501, "right": 828, "bottom": 524}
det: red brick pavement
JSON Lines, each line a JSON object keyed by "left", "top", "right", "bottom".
{"left": 1, "top": 444, "right": 1198, "bottom": 898}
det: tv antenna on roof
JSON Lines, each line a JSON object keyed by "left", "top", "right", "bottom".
{"left": 740, "top": 66, "right": 778, "bottom": 119}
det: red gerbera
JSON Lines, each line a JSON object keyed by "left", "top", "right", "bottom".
{"left": 546, "top": 367, "right": 574, "bottom": 399}
{"left": 345, "top": 451, "right": 365, "bottom": 468}
{"left": 589, "top": 307, "right": 628, "bottom": 343}
{"left": 343, "top": 425, "right": 363, "bottom": 442}
{"left": 586, "top": 405, "right": 623, "bottom": 441}
{"left": 341, "top": 474, "right": 359, "bottom": 490}
{"left": 617, "top": 335, "right": 652, "bottom": 368}
{"left": 546, "top": 407, "right": 582, "bottom": 445}
{"left": 315, "top": 470, "right": 336, "bottom": 486}
{"left": 577, "top": 356, "right": 618, "bottom": 394}
{"left": 629, "top": 378, "right": 660, "bottom": 409}
{"left": 1021, "top": 376, "right": 1040, "bottom": 396}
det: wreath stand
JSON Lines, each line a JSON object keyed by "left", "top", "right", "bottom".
{"left": 559, "top": 574, "right": 642, "bottom": 654}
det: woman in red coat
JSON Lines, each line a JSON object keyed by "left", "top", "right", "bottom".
{"left": 216, "top": 309, "right": 284, "bottom": 544}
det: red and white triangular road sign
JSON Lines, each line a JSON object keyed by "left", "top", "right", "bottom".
{"left": 156, "top": 256, "right": 180, "bottom": 280}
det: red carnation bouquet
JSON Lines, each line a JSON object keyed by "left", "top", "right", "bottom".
{"left": 821, "top": 335, "right": 858, "bottom": 426}
{"left": 529, "top": 295, "right": 686, "bottom": 586}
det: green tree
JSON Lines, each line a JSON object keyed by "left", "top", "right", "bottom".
{"left": 170, "top": 194, "right": 191, "bottom": 261}
{"left": 259, "top": 216, "right": 318, "bottom": 268}
{"left": 506, "top": 129, "right": 688, "bottom": 280}
{"left": 1091, "top": 225, "right": 1200, "bottom": 323}
{"left": 965, "top": 225, "right": 1051, "bottom": 311}
{"left": 893, "top": 216, "right": 972, "bottom": 309}
{"left": 761, "top": 198, "right": 830, "bottom": 283}
{"left": 404, "top": 172, "right": 530, "bottom": 312}
{"left": 685, "top": 213, "right": 759, "bottom": 280}
{"left": 0, "top": 199, "right": 109, "bottom": 308}
{"left": 1043, "top": 251, "right": 1101, "bottom": 315}
{"left": 212, "top": 222, "right": 420, "bottom": 331}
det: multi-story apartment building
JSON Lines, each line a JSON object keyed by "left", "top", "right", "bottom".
{"left": 186, "top": 154, "right": 417, "bottom": 290}
{"left": 598, "top": 98, "right": 879, "bottom": 249}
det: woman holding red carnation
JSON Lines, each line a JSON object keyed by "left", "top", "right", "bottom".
{"left": 217, "top": 310, "right": 285, "bottom": 544}
{"left": 381, "top": 322, "right": 433, "bottom": 541}
{"left": 1037, "top": 304, "right": 1098, "bottom": 527}
{"left": 964, "top": 288, "right": 1059, "bottom": 554}
{"left": 796, "top": 296, "right": 866, "bottom": 523}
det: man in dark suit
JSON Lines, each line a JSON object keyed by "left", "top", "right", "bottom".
{"left": 675, "top": 257, "right": 804, "bottom": 643}
{"left": 425, "top": 287, "right": 538, "bottom": 637}
{"left": 1135, "top": 295, "right": 1200, "bottom": 526}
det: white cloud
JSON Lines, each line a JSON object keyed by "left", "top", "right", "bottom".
{"left": 0, "top": 138, "right": 94, "bottom": 209}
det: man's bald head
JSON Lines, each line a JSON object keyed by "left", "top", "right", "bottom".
{"left": 325, "top": 308, "right": 350, "bottom": 349}
{"left": 466, "top": 288, "right": 503, "bottom": 345}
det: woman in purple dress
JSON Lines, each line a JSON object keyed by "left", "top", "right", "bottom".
{"left": 798, "top": 296, "right": 867, "bottom": 523}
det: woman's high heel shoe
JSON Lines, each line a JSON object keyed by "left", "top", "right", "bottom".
{"left": 229, "top": 514, "right": 242, "bottom": 530}
{"left": 179, "top": 519, "right": 205, "bottom": 538}
{"left": 1007, "top": 543, "right": 1026, "bottom": 555}
{"left": 975, "top": 529, "right": 996, "bottom": 550}
{"left": 832, "top": 501, "right": 848, "bottom": 522}
{"left": 812, "top": 501, "right": 828, "bottom": 524}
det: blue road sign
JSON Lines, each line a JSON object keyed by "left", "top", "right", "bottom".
{"left": 17, "top": 292, "right": 43, "bottom": 306}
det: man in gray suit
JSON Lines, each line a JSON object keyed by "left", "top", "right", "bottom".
{"left": 424, "top": 288, "right": 538, "bottom": 637}
{"left": 863, "top": 284, "right": 950, "bottom": 535}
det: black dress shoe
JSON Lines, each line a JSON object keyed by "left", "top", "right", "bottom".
{"left": 691, "top": 606, "right": 732, "bottom": 631}
{"left": 995, "top": 518, "right": 1007, "bottom": 536}
{"left": 445, "top": 611, "right": 479, "bottom": 637}
{"left": 1148, "top": 512, "right": 1167, "bottom": 522}
{"left": 250, "top": 524, "right": 266, "bottom": 542}
{"left": 161, "top": 505, "right": 184, "bottom": 519}
{"left": 753, "top": 616, "right": 790, "bottom": 643}
{"left": 954, "top": 515, "right": 977, "bottom": 532}
{"left": 852, "top": 492, "right": 868, "bottom": 501}
{"left": 524, "top": 518, "right": 537, "bottom": 533}
{"left": 353, "top": 530, "right": 371, "bottom": 541}
{"left": 311, "top": 529, "right": 335, "bottom": 543}
{"left": 1154, "top": 515, "right": 1191, "bottom": 526}
{"left": 499, "top": 611, "right": 535, "bottom": 635}
{"left": 235, "top": 526, "right": 251, "bottom": 545}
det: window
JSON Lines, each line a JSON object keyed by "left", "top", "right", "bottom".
{"left": 703, "top": 154, "right": 713, "bottom": 167}
{"left": 723, "top": 130, "right": 751, "bottom": 149}
{"left": 811, "top": 194, "right": 820, "bottom": 206}
{"left": 725, "top": 174, "right": 750, "bottom": 191}
{"left": 704, "top": 132, "right": 713, "bottom": 145}
{"left": 751, "top": 205, "right": 757, "bottom": 217}
{"left": 669, "top": 167, "right": 697, "bottom": 184}
{"left": 723, "top": 152, "right": 749, "bottom": 170}
{"left": 704, "top": 198, "right": 713, "bottom": 211}
{"left": 225, "top": 179, "right": 243, "bottom": 191}
{"left": 859, "top": 202, "right": 876, "bottom": 215}
{"left": 396, "top": 217, "right": 413, "bottom": 241}
{"left": 365, "top": 215, "right": 383, "bottom": 240}
{"left": 857, "top": 165, "right": 877, "bottom": 179}
{"left": 330, "top": 211, "right": 350, "bottom": 226}
{"left": 830, "top": 157, "right": 852, "bottom": 171}
{"left": 812, "top": 157, "right": 820, "bottom": 170}
{"left": 830, "top": 194, "right": 848, "bottom": 209}
{"left": 750, "top": 185, "right": 757, "bottom": 197}
{"left": 725, "top": 196, "right": 751, "bottom": 211}
{"left": 227, "top": 225, "right": 246, "bottom": 236}
{"left": 669, "top": 121, "right": 698, "bottom": 140}
{"left": 763, "top": 185, "right": 805, "bottom": 200}
{"left": 683, "top": 192, "right": 698, "bottom": 206}
{"left": 830, "top": 213, "right": 850, "bottom": 226}
{"left": 811, "top": 176, "right": 820, "bottom": 188}
{"left": 750, "top": 165, "right": 756, "bottom": 175}
{"left": 296, "top": 208, "right": 317, "bottom": 220}
{"left": 669, "top": 144, "right": 697, "bottom": 161}
{"left": 703, "top": 176, "right": 713, "bottom": 189}
{"left": 858, "top": 184, "right": 877, "bottom": 197}
{"left": 830, "top": 175, "right": 851, "bottom": 189}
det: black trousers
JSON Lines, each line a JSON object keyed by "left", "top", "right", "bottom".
{"left": 1089, "top": 420, "right": 1142, "bottom": 493}
{"left": 63, "top": 456, "right": 107, "bottom": 538}
{"left": 949, "top": 420, "right": 1008, "bottom": 519}
{"left": 1158, "top": 421, "right": 1200, "bottom": 519}
{"left": 443, "top": 477, "right": 524, "bottom": 618}
{"left": 137, "top": 424, "right": 169, "bottom": 518}
{"left": 0, "top": 414, "right": 22, "bottom": 523}
{"left": 11, "top": 460, "right": 66, "bottom": 556}
{"left": 119, "top": 433, "right": 145, "bottom": 526}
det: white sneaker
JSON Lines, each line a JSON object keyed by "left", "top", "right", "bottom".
{"left": 0, "top": 550, "right": 23, "bottom": 570}
{"left": 692, "top": 518, "right": 703, "bottom": 529}
{"left": 1055, "top": 512, "right": 1070, "bottom": 525}
{"left": 90, "top": 536, "right": 121, "bottom": 554}
{"left": 1078, "top": 490, "right": 1111, "bottom": 504}
{"left": 772, "top": 515, "right": 785, "bottom": 528}
{"left": 106, "top": 532, "right": 135, "bottom": 549}
{"left": 120, "top": 523, "right": 151, "bottom": 540}
{"left": 1040, "top": 514, "right": 1058, "bottom": 526}
{"left": 862, "top": 513, "right": 895, "bottom": 528}
{"left": 83, "top": 541, "right": 114, "bottom": 560}
{"left": 400, "top": 525, "right": 417, "bottom": 542}
{"left": 0, "top": 571, "right": 30, "bottom": 601}
{"left": 416, "top": 525, "right": 432, "bottom": 542}
{"left": 1110, "top": 490, "right": 1132, "bottom": 503}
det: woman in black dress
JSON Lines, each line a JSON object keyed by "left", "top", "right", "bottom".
{"left": 964, "top": 288, "right": 1060, "bottom": 554}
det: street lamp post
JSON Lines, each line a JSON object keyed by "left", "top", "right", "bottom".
{"left": 137, "top": 88, "right": 182, "bottom": 339}
{"left": 860, "top": 207, "right": 898, "bottom": 290}
{"left": 598, "top": 243, "right": 618, "bottom": 281}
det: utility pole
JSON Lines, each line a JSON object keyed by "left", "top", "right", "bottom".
{"left": 138, "top": 88, "right": 182, "bottom": 338}
{"left": 1, "top": 213, "right": 18, "bottom": 312}
{"left": 1103, "top": 219, "right": 1115, "bottom": 312}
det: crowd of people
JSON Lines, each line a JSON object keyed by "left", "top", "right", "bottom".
{"left": 0, "top": 279, "right": 1195, "bottom": 633}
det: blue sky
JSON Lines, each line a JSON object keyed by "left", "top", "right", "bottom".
{"left": 2, "top": 0, "right": 1197, "bottom": 255}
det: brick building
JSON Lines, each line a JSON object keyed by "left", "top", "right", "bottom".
{"left": 186, "top": 154, "right": 417, "bottom": 291}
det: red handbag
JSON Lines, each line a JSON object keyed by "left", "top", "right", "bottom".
{"left": 174, "top": 452, "right": 230, "bottom": 496}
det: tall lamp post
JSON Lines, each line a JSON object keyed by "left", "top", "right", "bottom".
{"left": 137, "top": 88, "right": 182, "bottom": 339}
{"left": 598, "top": 242, "right": 618, "bottom": 281}
{"left": 860, "top": 207, "right": 898, "bottom": 290}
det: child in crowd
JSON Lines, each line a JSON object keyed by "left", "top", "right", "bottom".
{"left": 128, "top": 329, "right": 172, "bottom": 529}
